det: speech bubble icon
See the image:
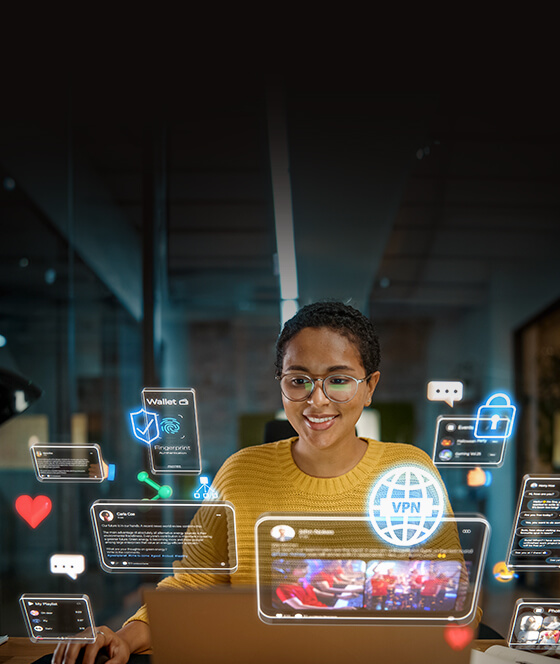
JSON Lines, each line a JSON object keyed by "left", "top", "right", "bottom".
{"left": 50, "top": 553, "right": 85, "bottom": 580}
{"left": 427, "top": 381, "right": 464, "bottom": 407}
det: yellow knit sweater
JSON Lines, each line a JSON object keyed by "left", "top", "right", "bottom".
{"left": 125, "top": 438, "right": 469, "bottom": 625}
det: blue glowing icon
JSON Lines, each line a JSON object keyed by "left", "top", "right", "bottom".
{"left": 194, "top": 476, "right": 218, "bottom": 500}
{"left": 129, "top": 408, "right": 160, "bottom": 445}
{"left": 368, "top": 466, "right": 445, "bottom": 547}
{"left": 474, "top": 393, "right": 516, "bottom": 439}
{"left": 160, "top": 417, "right": 181, "bottom": 434}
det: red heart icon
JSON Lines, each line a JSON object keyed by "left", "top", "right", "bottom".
{"left": 15, "top": 495, "right": 52, "bottom": 528}
{"left": 444, "top": 624, "right": 474, "bottom": 651}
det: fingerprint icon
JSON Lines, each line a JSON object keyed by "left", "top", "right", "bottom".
{"left": 161, "top": 417, "right": 181, "bottom": 434}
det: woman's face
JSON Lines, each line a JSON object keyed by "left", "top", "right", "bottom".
{"left": 281, "top": 327, "right": 380, "bottom": 454}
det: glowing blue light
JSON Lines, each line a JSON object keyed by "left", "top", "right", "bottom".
{"left": 474, "top": 393, "right": 517, "bottom": 440}
{"left": 129, "top": 408, "right": 161, "bottom": 445}
{"left": 368, "top": 465, "right": 445, "bottom": 547}
{"left": 0, "top": 334, "right": 6, "bottom": 348}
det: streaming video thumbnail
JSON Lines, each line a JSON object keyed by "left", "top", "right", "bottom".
{"left": 255, "top": 514, "right": 489, "bottom": 625}
{"left": 508, "top": 600, "right": 560, "bottom": 650}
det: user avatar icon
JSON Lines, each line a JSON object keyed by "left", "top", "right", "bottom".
{"left": 439, "top": 449, "right": 453, "bottom": 461}
{"left": 270, "top": 525, "right": 295, "bottom": 542}
{"left": 99, "top": 510, "right": 114, "bottom": 522}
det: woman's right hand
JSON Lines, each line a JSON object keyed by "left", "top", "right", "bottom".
{"left": 52, "top": 626, "right": 131, "bottom": 664}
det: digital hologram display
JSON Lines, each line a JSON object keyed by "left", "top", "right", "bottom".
{"left": 255, "top": 514, "right": 489, "bottom": 625}
{"left": 90, "top": 499, "right": 237, "bottom": 573}
{"left": 19, "top": 594, "right": 96, "bottom": 643}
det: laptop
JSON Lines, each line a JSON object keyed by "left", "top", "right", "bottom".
{"left": 145, "top": 587, "right": 474, "bottom": 664}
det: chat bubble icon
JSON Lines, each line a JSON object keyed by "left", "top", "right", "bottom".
{"left": 427, "top": 381, "right": 464, "bottom": 407}
{"left": 50, "top": 553, "right": 85, "bottom": 580}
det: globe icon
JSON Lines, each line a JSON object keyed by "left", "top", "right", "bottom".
{"left": 368, "top": 465, "right": 445, "bottom": 547}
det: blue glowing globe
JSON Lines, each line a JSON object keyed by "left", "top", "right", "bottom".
{"left": 368, "top": 466, "right": 445, "bottom": 547}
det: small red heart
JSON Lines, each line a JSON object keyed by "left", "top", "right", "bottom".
{"left": 15, "top": 495, "right": 52, "bottom": 528}
{"left": 444, "top": 624, "right": 474, "bottom": 651}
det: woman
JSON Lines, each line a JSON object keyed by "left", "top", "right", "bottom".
{"left": 54, "top": 301, "right": 458, "bottom": 664}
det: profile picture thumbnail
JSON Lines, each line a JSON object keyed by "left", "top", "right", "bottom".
{"left": 270, "top": 525, "right": 295, "bottom": 542}
{"left": 439, "top": 449, "right": 453, "bottom": 461}
{"left": 99, "top": 510, "right": 114, "bottom": 522}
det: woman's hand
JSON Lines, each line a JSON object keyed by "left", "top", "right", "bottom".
{"left": 52, "top": 626, "right": 131, "bottom": 664}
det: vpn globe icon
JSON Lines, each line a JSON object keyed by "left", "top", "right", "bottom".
{"left": 368, "top": 466, "right": 445, "bottom": 547}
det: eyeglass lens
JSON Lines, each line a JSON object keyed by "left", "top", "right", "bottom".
{"left": 280, "top": 375, "right": 359, "bottom": 402}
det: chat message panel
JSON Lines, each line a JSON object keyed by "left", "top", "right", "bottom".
{"left": 432, "top": 416, "right": 507, "bottom": 468}
{"left": 507, "top": 475, "right": 560, "bottom": 570}
{"left": 31, "top": 444, "right": 105, "bottom": 482}
{"left": 19, "top": 594, "right": 96, "bottom": 643}
{"left": 508, "top": 599, "right": 560, "bottom": 651}
{"left": 90, "top": 500, "right": 237, "bottom": 573}
{"left": 255, "top": 514, "right": 489, "bottom": 625}
{"left": 142, "top": 388, "right": 201, "bottom": 474}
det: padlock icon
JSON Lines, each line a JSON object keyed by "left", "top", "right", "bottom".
{"left": 474, "top": 393, "right": 516, "bottom": 439}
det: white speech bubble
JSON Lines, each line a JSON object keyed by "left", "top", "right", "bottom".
{"left": 427, "top": 381, "right": 464, "bottom": 407}
{"left": 50, "top": 554, "right": 85, "bottom": 580}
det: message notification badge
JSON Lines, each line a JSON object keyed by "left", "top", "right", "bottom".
{"left": 507, "top": 475, "right": 560, "bottom": 570}
{"left": 50, "top": 554, "right": 86, "bottom": 580}
{"left": 19, "top": 594, "right": 96, "bottom": 643}
{"left": 90, "top": 499, "right": 237, "bottom": 573}
{"left": 142, "top": 388, "right": 201, "bottom": 475}
{"left": 427, "top": 381, "right": 464, "bottom": 407}
{"left": 432, "top": 416, "right": 508, "bottom": 468}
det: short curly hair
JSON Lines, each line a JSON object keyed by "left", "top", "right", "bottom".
{"left": 275, "top": 301, "right": 381, "bottom": 377}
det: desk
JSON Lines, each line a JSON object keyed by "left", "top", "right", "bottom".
{"left": 0, "top": 638, "right": 54, "bottom": 664}
{"left": 0, "top": 639, "right": 153, "bottom": 664}
{"left": 1, "top": 636, "right": 506, "bottom": 663}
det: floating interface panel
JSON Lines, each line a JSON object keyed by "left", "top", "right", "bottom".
{"left": 91, "top": 499, "right": 237, "bottom": 573}
{"left": 507, "top": 475, "right": 560, "bottom": 570}
{"left": 142, "top": 388, "right": 201, "bottom": 475}
{"left": 19, "top": 594, "right": 96, "bottom": 643}
{"left": 255, "top": 514, "right": 489, "bottom": 625}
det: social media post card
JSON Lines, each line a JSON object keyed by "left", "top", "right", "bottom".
{"left": 19, "top": 594, "right": 96, "bottom": 643}
{"left": 507, "top": 475, "right": 560, "bottom": 570}
{"left": 30, "top": 443, "right": 106, "bottom": 482}
{"left": 432, "top": 417, "right": 508, "bottom": 467}
{"left": 255, "top": 514, "right": 489, "bottom": 625}
{"left": 90, "top": 500, "right": 237, "bottom": 573}
{"left": 507, "top": 599, "right": 560, "bottom": 652}
{"left": 141, "top": 388, "right": 201, "bottom": 475}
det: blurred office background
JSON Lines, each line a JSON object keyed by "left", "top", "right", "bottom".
{"left": 1, "top": 82, "right": 560, "bottom": 636}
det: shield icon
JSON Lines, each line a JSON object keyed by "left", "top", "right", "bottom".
{"left": 129, "top": 408, "right": 160, "bottom": 445}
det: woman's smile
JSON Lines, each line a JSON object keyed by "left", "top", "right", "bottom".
{"left": 280, "top": 326, "right": 380, "bottom": 475}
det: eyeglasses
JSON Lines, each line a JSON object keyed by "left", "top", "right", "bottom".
{"left": 276, "top": 373, "right": 371, "bottom": 403}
